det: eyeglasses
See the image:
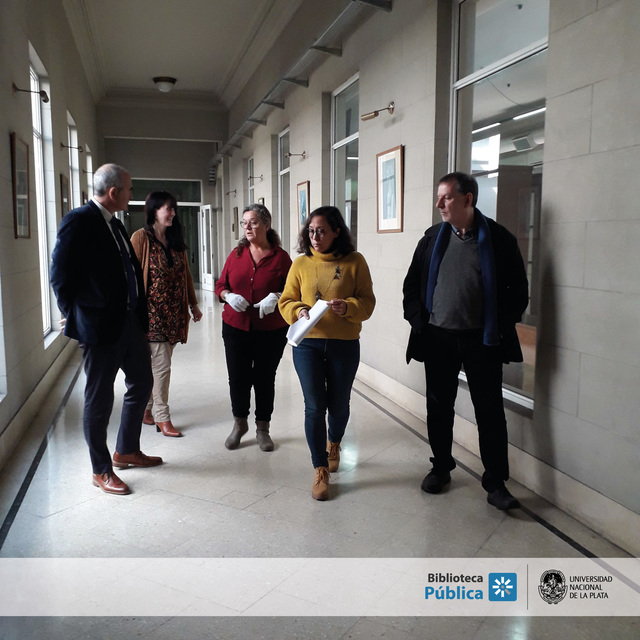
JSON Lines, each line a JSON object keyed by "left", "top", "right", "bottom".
{"left": 308, "top": 228, "right": 326, "bottom": 238}
{"left": 240, "top": 220, "right": 261, "bottom": 229}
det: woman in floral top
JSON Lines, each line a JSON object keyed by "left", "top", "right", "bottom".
{"left": 131, "top": 191, "right": 202, "bottom": 437}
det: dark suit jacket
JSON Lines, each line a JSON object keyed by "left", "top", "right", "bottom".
{"left": 402, "top": 214, "right": 529, "bottom": 364}
{"left": 50, "top": 201, "right": 148, "bottom": 345}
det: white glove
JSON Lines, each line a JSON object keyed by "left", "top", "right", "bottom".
{"left": 253, "top": 292, "right": 280, "bottom": 319}
{"left": 225, "top": 292, "right": 249, "bottom": 312}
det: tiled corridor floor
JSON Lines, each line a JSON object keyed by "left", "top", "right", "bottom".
{"left": 0, "top": 291, "right": 637, "bottom": 638}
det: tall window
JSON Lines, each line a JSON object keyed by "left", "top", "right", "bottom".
{"left": 278, "top": 129, "right": 291, "bottom": 252}
{"left": 332, "top": 76, "right": 359, "bottom": 242}
{"left": 30, "top": 63, "right": 53, "bottom": 336}
{"left": 67, "top": 114, "right": 81, "bottom": 209}
{"left": 85, "top": 146, "right": 94, "bottom": 198}
{"left": 453, "top": 0, "right": 549, "bottom": 402}
{"left": 247, "top": 157, "right": 255, "bottom": 204}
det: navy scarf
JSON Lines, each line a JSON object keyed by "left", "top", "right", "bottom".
{"left": 425, "top": 210, "right": 499, "bottom": 346}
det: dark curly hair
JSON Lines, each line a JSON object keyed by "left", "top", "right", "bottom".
{"left": 235, "top": 203, "right": 281, "bottom": 256}
{"left": 145, "top": 191, "right": 186, "bottom": 252}
{"left": 297, "top": 206, "right": 355, "bottom": 256}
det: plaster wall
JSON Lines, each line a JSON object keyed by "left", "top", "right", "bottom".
{"left": 0, "top": 0, "right": 97, "bottom": 459}
{"left": 220, "top": 0, "right": 640, "bottom": 536}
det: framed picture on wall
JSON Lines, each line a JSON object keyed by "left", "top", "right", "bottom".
{"left": 10, "top": 132, "right": 30, "bottom": 238}
{"left": 376, "top": 145, "right": 404, "bottom": 233}
{"left": 60, "top": 174, "right": 70, "bottom": 217}
{"left": 297, "top": 181, "right": 310, "bottom": 229}
{"left": 233, "top": 206, "right": 239, "bottom": 240}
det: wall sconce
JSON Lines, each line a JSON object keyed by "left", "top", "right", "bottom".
{"left": 153, "top": 76, "right": 177, "bottom": 92}
{"left": 82, "top": 169, "right": 93, "bottom": 174}
{"left": 360, "top": 101, "right": 395, "bottom": 121}
{"left": 12, "top": 82, "right": 49, "bottom": 103}
{"left": 248, "top": 174, "right": 263, "bottom": 182}
{"left": 61, "top": 142, "right": 84, "bottom": 153}
{"left": 285, "top": 151, "right": 306, "bottom": 159}
{"left": 226, "top": 189, "right": 237, "bottom": 197}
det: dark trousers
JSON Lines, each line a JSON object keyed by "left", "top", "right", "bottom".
{"left": 222, "top": 322, "right": 288, "bottom": 422}
{"left": 81, "top": 309, "right": 153, "bottom": 474}
{"left": 292, "top": 338, "right": 360, "bottom": 468}
{"left": 423, "top": 324, "right": 509, "bottom": 492}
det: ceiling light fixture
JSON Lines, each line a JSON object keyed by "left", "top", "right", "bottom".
{"left": 472, "top": 122, "right": 500, "bottom": 134}
{"left": 513, "top": 107, "right": 546, "bottom": 121}
{"left": 360, "top": 101, "right": 395, "bottom": 121}
{"left": 153, "top": 76, "right": 177, "bottom": 93}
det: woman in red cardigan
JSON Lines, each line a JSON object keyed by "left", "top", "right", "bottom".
{"left": 131, "top": 191, "right": 202, "bottom": 437}
{"left": 215, "top": 204, "right": 292, "bottom": 451}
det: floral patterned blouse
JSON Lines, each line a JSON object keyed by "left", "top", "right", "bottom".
{"left": 146, "top": 235, "right": 188, "bottom": 344}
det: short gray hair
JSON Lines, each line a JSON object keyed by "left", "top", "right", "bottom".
{"left": 93, "top": 164, "right": 129, "bottom": 196}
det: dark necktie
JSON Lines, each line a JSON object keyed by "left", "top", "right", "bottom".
{"left": 109, "top": 217, "right": 138, "bottom": 309}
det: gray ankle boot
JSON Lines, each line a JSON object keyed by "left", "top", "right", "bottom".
{"left": 225, "top": 417, "right": 249, "bottom": 450}
{"left": 255, "top": 420, "right": 274, "bottom": 452}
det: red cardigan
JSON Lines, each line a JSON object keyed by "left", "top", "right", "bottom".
{"left": 215, "top": 245, "right": 291, "bottom": 332}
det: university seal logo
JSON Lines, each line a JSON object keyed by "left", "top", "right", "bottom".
{"left": 538, "top": 569, "right": 567, "bottom": 604}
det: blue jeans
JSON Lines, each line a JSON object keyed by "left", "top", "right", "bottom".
{"left": 292, "top": 338, "right": 360, "bottom": 468}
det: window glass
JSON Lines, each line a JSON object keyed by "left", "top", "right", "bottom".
{"left": 458, "top": 0, "right": 549, "bottom": 78}
{"left": 455, "top": 4, "right": 547, "bottom": 400}
{"left": 333, "top": 139, "right": 359, "bottom": 239}
{"left": 333, "top": 78, "right": 359, "bottom": 244}
{"left": 30, "top": 65, "right": 52, "bottom": 335}
{"left": 278, "top": 130, "right": 291, "bottom": 252}
{"left": 131, "top": 179, "right": 201, "bottom": 203}
{"left": 248, "top": 157, "right": 255, "bottom": 204}
{"left": 334, "top": 81, "right": 359, "bottom": 140}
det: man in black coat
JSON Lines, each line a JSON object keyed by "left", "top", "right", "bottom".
{"left": 403, "top": 172, "right": 528, "bottom": 510}
{"left": 51, "top": 163, "right": 161, "bottom": 495}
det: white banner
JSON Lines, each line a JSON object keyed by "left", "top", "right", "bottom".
{"left": 0, "top": 557, "right": 638, "bottom": 616}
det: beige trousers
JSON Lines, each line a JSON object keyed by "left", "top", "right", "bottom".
{"left": 146, "top": 341, "right": 176, "bottom": 421}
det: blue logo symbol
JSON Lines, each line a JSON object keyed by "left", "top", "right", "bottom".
{"left": 489, "top": 573, "right": 517, "bottom": 601}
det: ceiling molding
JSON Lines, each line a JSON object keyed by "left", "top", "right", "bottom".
{"left": 219, "top": 0, "right": 305, "bottom": 108}
{"left": 62, "top": 0, "right": 107, "bottom": 101}
{"left": 99, "top": 89, "right": 225, "bottom": 111}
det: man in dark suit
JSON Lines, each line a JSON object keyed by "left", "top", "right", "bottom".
{"left": 51, "top": 163, "right": 162, "bottom": 495}
{"left": 403, "top": 172, "right": 529, "bottom": 510}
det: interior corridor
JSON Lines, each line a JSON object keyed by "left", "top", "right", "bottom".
{"left": 0, "top": 290, "right": 636, "bottom": 639}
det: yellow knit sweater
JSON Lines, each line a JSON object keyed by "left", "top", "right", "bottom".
{"left": 279, "top": 248, "right": 375, "bottom": 340}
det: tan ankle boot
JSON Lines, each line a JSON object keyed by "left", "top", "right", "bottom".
{"left": 156, "top": 420, "right": 182, "bottom": 437}
{"left": 327, "top": 441, "right": 341, "bottom": 472}
{"left": 312, "top": 466, "right": 330, "bottom": 501}
{"left": 142, "top": 410, "right": 155, "bottom": 425}
{"left": 225, "top": 417, "right": 249, "bottom": 450}
{"left": 256, "top": 420, "right": 274, "bottom": 452}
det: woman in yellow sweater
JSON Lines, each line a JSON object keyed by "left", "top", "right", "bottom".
{"left": 279, "top": 206, "right": 375, "bottom": 500}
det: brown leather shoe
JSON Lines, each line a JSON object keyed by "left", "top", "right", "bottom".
{"left": 112, "top": 450, "right": 163, "bottom": 469}
{"left": 92, "top": 471, "right": 131, "bottom": 495}
{"left": 312, "top": 466, "right": 330, "bottom": 501}
{"left": 142, "top": 410, "right": 155, "bottom": 425}
{"left": 156, "top": 421, "right": 182, "bottom": 437}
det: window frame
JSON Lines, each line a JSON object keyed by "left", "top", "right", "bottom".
{"left": 449, "top": 0, "right": 548, "bottom": 410}
{"left": 331, "top": 74, "right": 359, "bottom": 239}
{"left": 30, "top": 64, "right": 53, "bottom": 337}
{"left": 277, "top": 128, "right": 291, "bottom": 252}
